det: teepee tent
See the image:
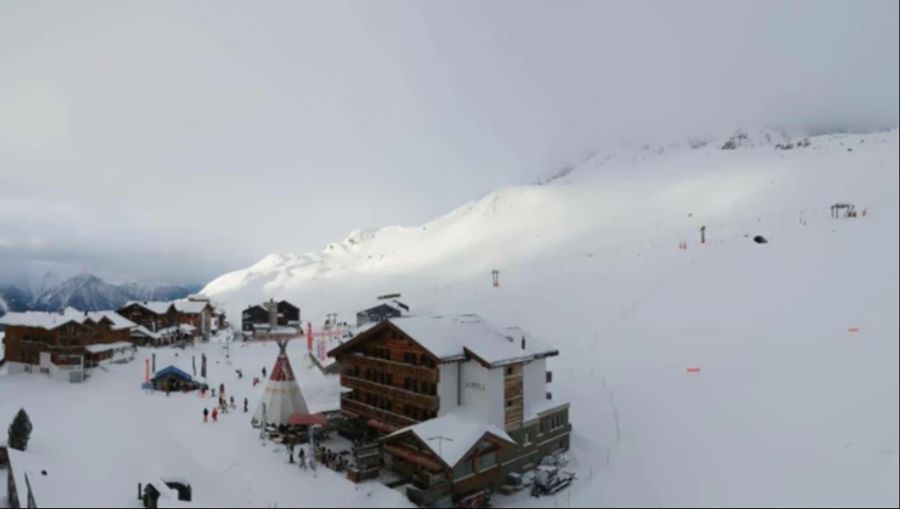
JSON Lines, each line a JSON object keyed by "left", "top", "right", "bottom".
{"left": 252, "top": 339, "right": 309, "bottom": 427}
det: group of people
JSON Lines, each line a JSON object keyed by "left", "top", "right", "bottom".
{"left": 316, "top": 444, "right": 349, "bottom": 472}
{"left": 201, "top": 374, "right": 252, "bottom": 423}
{"left": 286, "top": 441, "right": 310, "bottom": 469}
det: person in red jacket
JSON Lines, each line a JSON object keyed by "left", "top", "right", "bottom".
{"left": 211, "top": 407, "right": 219, "bottom": 422}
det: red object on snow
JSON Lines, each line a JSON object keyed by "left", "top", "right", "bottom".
{"left": 686, "top": 367, "right": 701, "bottom": 373}
{"left": 848, "top": 327, "right": 860, "bottom": 333}
{"left": 307, "top": 322, "right": 313, "bottom": 352}
{"left": 288, "top": 413, "right": 328, "bottom": 426}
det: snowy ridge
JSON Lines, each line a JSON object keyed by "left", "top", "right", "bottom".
{"left": 202, "top": 129, "right": 898, "bottom": 323}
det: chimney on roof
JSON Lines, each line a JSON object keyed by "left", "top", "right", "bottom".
{"left": 521, "top": 336, "right": 526, "bottom": 350}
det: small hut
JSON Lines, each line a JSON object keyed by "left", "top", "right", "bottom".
{"left": 830, "top": 202, "right": 856, "bottom": 218}
{"left": 150, "top": 366, "right": 200, "bottom": 391}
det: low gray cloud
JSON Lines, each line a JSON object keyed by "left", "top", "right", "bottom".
{"left": 1, "top": 0, "right": 897, "bottom": 284}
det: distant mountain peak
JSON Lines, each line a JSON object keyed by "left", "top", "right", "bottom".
{"left": 0, "top": 273, "right": 200, "bottom": 316}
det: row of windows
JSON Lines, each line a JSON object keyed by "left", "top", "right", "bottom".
{"left": 354, "top": 390, "right": 437, "bottom": 421}
{"left": 452, "top": 449, "right": 498, "bottom": 479}
{"left": 366, "top": 347, "right": 391, "bottom": 360}
{"left": 403, "top": 404, "right": 437, "bottom": 421}
{"left": 539, "top": 413, "right": 567, "bottom": 434}
{"left": 364, "top": 368, "right": 393, "bottom": 386}
{"left": 402, "top": 351, "right": 436, "bottom": 368}
{"left": 362, "top": 391, "right": 393, "bottom": 411}
{"left": 403, "top": 377, "right": 437, "bottom": 396}
{"left": 347, "top": 365, "right": 437, "bottom": 397}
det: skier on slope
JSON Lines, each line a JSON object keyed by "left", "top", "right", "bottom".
{"left": 243, "top": 397, "right": 249, "bottom": 413}
{"left": 262, "top": 366, "right": 267, "bottom": 378}
{"left": 211, "top": 407, "right": 219, "bottom": 422}
{"left": 203, "top": 408, "right": 209, "bottom": 423}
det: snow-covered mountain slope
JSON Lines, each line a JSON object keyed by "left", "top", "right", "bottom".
{"left": 202, "top": 129, "right": 897, "bottom": 324}
{"left": 202, "top": 128, "right": 898, "bottom": 506}
{"left": 22, "top": 274, "right": 198, "bottom": 313}
{"left": 118, "top": 281, "right": 202, "bottom": 302}
{"left": 31, "top": 274, "right": 133, "bottom": 311}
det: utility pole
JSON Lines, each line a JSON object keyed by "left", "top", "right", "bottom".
{"left": 427, "top": 435, "right": 455, "bottom": 459}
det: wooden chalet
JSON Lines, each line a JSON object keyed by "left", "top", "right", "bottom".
{"left": 0, "top": 308, "right": 136, "bottom": 383}
{"left": 356, "top": 302, "right": 403, "bottom": 328}
{"left": 242, "top": 299, "right": 301, "bottom": 337}
{"left": 241, "top": 305, "right": 268, "bottom": 333}
{"left": 117, "top": 299, "right": 213, "bottom": 342}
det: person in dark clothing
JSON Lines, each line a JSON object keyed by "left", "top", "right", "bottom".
{"left": 243, "top": 397, "right": 249, "bottom": 413}
{"left": 262, "top": 366, "right": 267, "bottom": 378}
{"left": 219, "top": 383, "right": 225, "bottom": 396}
{"left": 203, "top": 408, "right": 209, "bottom": 422}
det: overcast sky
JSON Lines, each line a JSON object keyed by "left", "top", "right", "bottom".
{"left": 1, "top": 0, "right": 897, "bottom": 286}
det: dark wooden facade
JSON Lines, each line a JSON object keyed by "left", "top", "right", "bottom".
{"left": 356, "top": 303, "right": 402, "bottom": 327}
{"left": 383, "top": 430, "right": 515, "bottom": 505}
{"left": 117, "top": 302, "right": 177, "bottom": 332}
{"left": 2, "top": 318, "right": 131, "bottom": 366}
{"left": 276, "top": 300, "right": 300, "bottom": 325}
{"left": 241, "top": 305, "right": 269, "bottom": 332}
{"left": 332, "top": 322, "right": 440, "bottom": 432}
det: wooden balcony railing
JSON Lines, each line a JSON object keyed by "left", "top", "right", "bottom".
{"left": 341, "top": 374, "right": 439, "bottom": 410}
{"left": 341, "top": 396, "right": 418, "bottom": 428}
{"left": 341, "top": 354, "right": 439, "bottom": 383}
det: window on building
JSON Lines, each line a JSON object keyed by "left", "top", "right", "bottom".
{"left": 453, "top": 459, "right": 473, "bottom": 478}
{"left": 505, "top": 367, "right": 514, "bottom": 376}
{"left": 505, "top": 399, "right": 514, "bottom": 408}
{"left": 546, "top": 371, "right": 553, "bottom": 383}
{"left": 480, "top": 450, "right": 497, "bottom": 470}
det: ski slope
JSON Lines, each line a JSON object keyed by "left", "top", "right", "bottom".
{"left": 203, "top": 129, "right": 899, "bottom": 506}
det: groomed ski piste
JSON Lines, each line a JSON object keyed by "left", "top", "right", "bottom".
{"left": 2, "top": 129, "right": 898, "bottom": 507}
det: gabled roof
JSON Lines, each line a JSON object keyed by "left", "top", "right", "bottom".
{"left": 123, "top": 301, "right": 175, "bottom": 315}
{"left": 331, "top": 314, "right": 557, "bottom": 367}
{"left": 152, "top": 365, "right": 194, "bottom": 382}
{"left": 0, "top": 308, "right": 136, "bottom": 331}
{"left": 359, "top": 302, "right": 402, "bottom": 315}
{"left": 385, "top": 413, "right": 516, "bottom": 468}
{"left": 277, "top": 300, "right": 299, "bottom": 310}
{"left": 132, "top": 325, "right": 161, "bottom": 340}
{"left": 173, "top": 300, "right": 209, "bottom": 314}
